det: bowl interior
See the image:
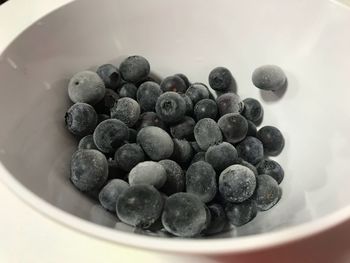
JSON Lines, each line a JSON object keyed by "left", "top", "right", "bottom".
{"left": 1, "top": 0, "right": 350, "bottom": 241}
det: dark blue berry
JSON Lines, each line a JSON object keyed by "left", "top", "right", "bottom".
{"left": 236, "top": 136, "right": 264, "bottom": 165}
{"left": 68, "top": 71, "right": 105, "bottom": 105}
{"left": 219, "top": 164, "right": 256, "bottom": 203}
{"left": 185, "top": 83, "right": 209, "bottom": 104}
{"left": 191, "top": 152, "right": 206, "bottom": 164}
{"left": 160, "top": 75, "right": 187, "bottom": 93}
{"left": 119, "top": 82, "right": 137, "bottom": 99}
{"left": 180, "top": 93, "right": 194, "bottom": 116}
{"left": 119, "top": 55, "right": 150, "bottom": 83}
{"left": 175, "top": 73, "right": 191, "bottom": 88}
{"left": 110, "top": 97, "right": 140, "bottom": 127}
{"left": 99, "top": 179, "right": 129, "bottom": 212}
{"left": 128, "top": 161, "right": 167, "bottom": 189}
{"left": 216, "top": 93, "right": 243, "bottom": 116}
{"left": 254, "top": 174, "right": 282, "bottom": 211}
{"left": 242, "top": 98, "right": 264, "bottom": 125}
{"left": 78, "top": 135, "right": 98, "bottom": 150}
{"left": 93, "top": 119, "right": 129, "bottom": 153}
{"left": 194, "top": 99, "right": 218, "bottom": 121}
{"left": 257, "top": 126, "right": 285, "bottom": 156}
{"left": 115, "top": 143, "right": 145, "bottom": 172}
{"left": 159, "top": 159, "right": 185, "bottom": 195}
{"left": 65, "top": 103, "right": 97, "bottom": 136}
{"left": 205, "top": 142, "right": 238, "bottom": 172}
{"left": 117, "top": 185, "right": 163, "bottom": 228}
{"left": 171, "top": 139, "right": 193, "bottom": 164}
{"left": 161, "top": 192, "right": 207, "bottom": 237}
{"left": 136, "top": 111, "right": 167, "bottom": 130}
{"left": 94, "top": 88, "right": 120, "bottom": 115}
{"left": 170, "top": 116, "right": 195, "bottom": 139}
{"left": 70, "top": 149, "right": 108, "bottom": 192}
{"left": 208, "top": 67, "right": 234, "bottom": 91}
{"left": 137, "top": 126, "right": 174, "bottom": 161}
{"left": 194, "top": 118, "right": 223, "bottom": 151}
{"left": 96, "top": 64, "right": 121, "bottom": 90}
{"left": 225, "top": 199, "right": 257, "bottom": 226}
{"left": 186, "top": 161, "right": 217, "bottom": 203}
{"left": 137, "top": 81, "right": 162, "bottom": 112}
{"left": 218, "top": 113, "right": 248, "bottom": 144}
{"left": 204, "top": 203, "right": 227, "bottom": 235}
{"left": 256, "top": 159, "right": 284, "bottom": 184}
{"left": 252, "top": 65, "right": 287, "bottom": 91}
{"left": 155, "top": 92, "right": 186, "bottom": 124}
{"left": 247, "top": 120, "right": 258, "bottom": 137}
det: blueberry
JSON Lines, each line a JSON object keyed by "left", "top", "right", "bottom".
{"left": 110, "top": 97, "right": 140, "bottom": 127}
{"left": 136, "top": 111, "right": 167, "bottom": 130}
{"left": 194, "top": 118, "right": 223, "bottom": 151}
{"left": 242, "top": 98, "right": 264, "bottom": 125}
{"left": 186, "top": 161, "right": 217, "bottom": 203}
{"left": 218, "top": 113, "right": 248, "bottom": 144}
{"left": 159, "top": 159, "right": 185, "bottom": 195}
{"left": 97, "top": 114, "right": 110, "bottom": 124}
{"left": 204, "top": 203, "right": 227, "bottom": 235}
{"left": 128, "top": 161, "right": 167, "bottom": 189}
{"left": 216, "top": 93, "right": 243, "bottom": 116}
{"left": 98, "top": 179, "right": 129, "bottom": 212}
{"left": 119, "top": 55, "right": 150, "bottom": 83}
{"left": 254, "top": 174, "right": 282, "bottom": 211}
{"left": 191, "top": 152, "right": 206, "bottom": 164}
{"left": 161, "top": 192, "right": 207, "bottom": 237}
{"left": 68, "top": 71, "right": 105, "bottom": 105}
{"left": 236, "top": 136, "right": 264, "bottom": 165}
{"left": 70, "top": 149, "right": 108, "bottom": 192}
{"left": 96, "top": 64, "right": 121, "bottom": 90}
{"left": 170, "top": 116, "right": 195, "bottom": 139}
{"left": 247, "top": 120, "right": 258, "bottom": 137}
{"left": 128, "top": 128, "right": 137, "bottom": 143}
{"left": 208, "top": 67, "right": 234, "bottom": 92}
{"left": 155, "top": 92, "right": 186, "bottom": 124}
{"left": 115, "top": 143, "right": 145, "bottom": 172}
{"left": 257, "top": 126, "right": 285, "bottom": 156}
{"left": 117, "top": 185, "right": 163, "bottom": 228}
{"left": 137, "top": 81, "right": 163, "bottom": 111}
{"left": 205, "top": 142, "right": 238, "bottom": 172}
{"left": 94, "top": 88, "right": 120, "bottom": 115}
{"left": 236, "top": 158, "right": 258, "bottom": 176}
{"left": 160, "top": 75, "right": 187, "bottom": 93}
{"left": 171, "top": 139, "right": 193, "bottom": 164}
{"left": 190, "top": 141, "right": 202, "bottom": 153}
{"left": 119, "top": 82, "right": 137, "bottom": 99}
{"left": 137, "top": 126, "right": 174, "bottom": 161}
{"left": 180, "top": 93, "right": 194, "bottom": 116}
{"left": 93, "top": 119, "right": 129, "bottom": 153}
{"left": 219, "top": 164, "right": 256, "bottom": 203}
{"left": 252, "top": 65, "right": 287, "bottom": 91}
{"left": 175, "top": 73, "right": 191, "bottom": 88}
{"left": 194, "top": 99, "right": 218, "bottom": 121}
{"left": 78, "top": 135, "right": 98, "bottom": 150}
{"left": 65, "top": 103, "right": 97, "bottom": 136}
{"left": 256, "top": 159, "right": 284, "bottom": 184}
{"left": 225, "top": 199, "right": 257, "bottom": 226}
{"left": 185, "top": 83, "right": 210, "bottom": 104}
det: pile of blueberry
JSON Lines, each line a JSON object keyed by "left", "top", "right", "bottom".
{"left": 64, "top": 55, "right": 286, "bottom": 237}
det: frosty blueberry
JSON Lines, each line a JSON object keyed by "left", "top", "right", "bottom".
{"left": 65, "top": 102, "right": 97, "bottom": 136}
{"left": 257, "top": 126, "right": 285, "bottom": 156}
{"left": 119, "top": 55, "right": 150, "bottom": 83}
{"left": 96, "top": 64, "right": 121, "bottom": 90}
{"left": 194, "top": 118, "right": 223, "bottom": 151}
{"left": 160, "top": 75, "right": 187, "bottom": 93}
{"left": 216, "top": 93, "right": 243, "bottom": 116}
{"left": 208, "top": 67, "right": 234, "bottom": 92}
{"left": 242, "top": 98, "right": 264, "bottom": 125}
{"left": 128, "top": 161, "right": 167, "bottom": 189}
{"left": 185, "top": 83, "right": 210, "bottom": 104}
{"left": 254, "top": 174, "right": 282, "bottom": 211}
{"left": 194, "top": 99, "right": 218, "bottom": 121}
{"left": 256, "top": 159, "right": 284, "bottom": 184}
{"left": 110, "top": 97, "right": 140, "bottom": 127}
{"left": 170, "top": 116, "right": 195, "bottom": 139}
{"left": 252, "top": 65, "right": 287, "bottom": 91}
{"left": 159, "top": 159, "right": 185, "bottom": 195}
{"left": 205, "top": 142, "right": 238, "bottom": 172}
{"left": 115, "top": 143, "right": 145, "bottom": 172}
{"left": 137, "top": 81, "right": 163, "bottom": 112}
{"left": 119, "top": 82, "right": 137, "bottom": 99}
{"left": 155, "top": 92, "right": 186, "bottom": 124}
{"left": 218, "top": 113, "right": 248, "bottom": 144}
{"left": 225, "top": 199, "right": 257, "bottom": 226}
{"left": 98, "top": 179, "right": 129, "bottom": 212}
{"left": 236, "top": 136, "right": 264, "bottom": 165}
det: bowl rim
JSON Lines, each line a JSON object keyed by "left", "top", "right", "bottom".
{"left": 1, "top": 0, "right": 350, "bottom": 255}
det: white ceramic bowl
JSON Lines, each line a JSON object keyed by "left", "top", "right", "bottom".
{"left": 1, "top": 0, "right": 350, "bottom": 255}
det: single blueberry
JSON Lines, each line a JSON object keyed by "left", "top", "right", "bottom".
{"left": 257, "top": 126, "right": 285, "bottom": 156}
{"left": 218, "top": 113, "right": 248, "bottom": 144}
{"left": 236, "top": 136, "right": 264, "bottom": 165}
{"left": 115, "top": 143, "right": 145, "bottom": 172}
{"left": 219, "top": 164, "right": 256, "bottom": 203}
{"left": 68, "top": 71, "right": 105, "bottom": 105}
{"left": 160, "top": 75, "right": 187, "bottom": 93}
{"left": 254, "top": 174, "right": 282, "bottom": 211}
{"left": 186, "top": 161, "right": 217, "bottom": 203}
{"left": 93, "top": 119, "right": 129, "bottom": 153}
{"left": 136, "top": 111, "right": 167, "bottom": 131}
{"left": 119, "top": 55, "right": 150, "bottom": 83}
{"left": 161, "top": 192, "right": 207, "bottom": 237}
{"left": 236, "top": 158, "right": 258, "bottom": 176}
{"left": 252, "top": 65, "right": 287, "bottom": 91}
{"left": 117, "top": 185, "right": 163, "bottom": 229}
{"left": 98, "top": 179, "right": 129, "bottom": 212}
{"left": 96, "top": 64, "right": 121, "bottom": 90}
{"left": 247, "top": 120, "right": 258, "bottom": 137}
{"left": 175, "top": 73, "right": 191, "bottom": 88}
{"left": 128, "top": 161, "right": 167, "bottom": 189}
{"left": 185, "top": 83, "right": 210, "bottom": 105}
{"left": 256, "top": 159, "right": 284, "bottom": 184}
{"left": 65, "top": 102, "right": 97, "bottom": 137}
{"left": 119, "top": 82, "right": 138, "bottom": 99}
{"left": 216, "top": 93, "right": 243, "bottom": 116}
{"left": 225, "top": 199, "right": 257, "bottom": 226}
{"left": 110, "top": 97, "right": 140, "bottom": 127}
{"left": 205, "top": 142, "right": 238, "bottom": 172}
{"left": 159, "top": 159, "right": 185, "bottom": 195}
{"left": 242, "top": 98, "right": 264, "bottom": 125}
{"left": 78, "top": 135, "right": 98, "bottom": 150}
{"left": 171, "top": 139, "right": 193, "bottom": 164}
{"left": 194, "top": 99, "right": 218, "bottom": 121}
{"left": 155, "top": 92, "right": 186, "bottom": 124}
{"left": 128, "top": 128, "right": 137, "bottom": 143}
{"left": 170, "top": 116, "right": 195, "bottom": 139}
{"left": 94, "top": 88, "right": 120, "bottom": 115}
{"left": 204, "top": 203, "right": 227, "bottom": 235}
{"left": 190, "top": 152, "right": 206, "bottom": 164}
{"left": 208, "top": 67, "right": 234, "bottom": 92}
{"left": 194, "top": 118, "right": 223, "bottom": 151}
{"left": 180, "top": 93, "right": 194, "bottom": 116}
{"left": 70, "top": 149, "right": 108, "bottom": 192}
{"left": 190, "top": 141, "right": 202, "bottom": 153}
{"left": 137, "top": 81, "right": 163, "bottom": 112}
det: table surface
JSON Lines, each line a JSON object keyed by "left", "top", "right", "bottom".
{"left": 1, "top": 0, "right": 350, "bottom": 262}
